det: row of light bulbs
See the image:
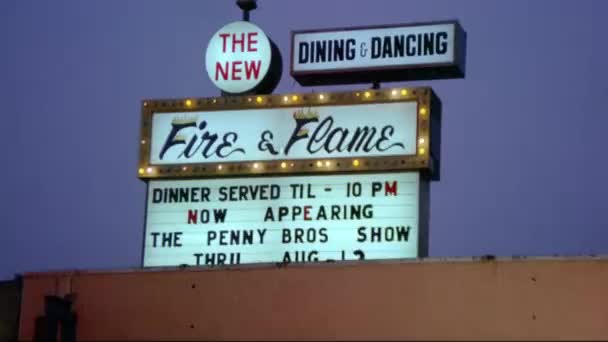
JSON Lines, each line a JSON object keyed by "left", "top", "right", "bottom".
{"left": 139, "top": 143, "right": 426, "bottom": 175}
{"left": 140, "top": 88, "right": 428, "bottom": 176}
{"left": 167, "top": 88, "right": 420, "bottom": 109}
{"left": 137, "top": 151, "right": 431, "bottom": 176}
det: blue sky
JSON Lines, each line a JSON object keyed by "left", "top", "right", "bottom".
{"left": 2, "top": 0, "right": 607, "bottom": 279}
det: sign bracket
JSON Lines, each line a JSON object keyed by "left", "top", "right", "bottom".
{"left": 236, "top": 0, "right": 257, "bottom": 22}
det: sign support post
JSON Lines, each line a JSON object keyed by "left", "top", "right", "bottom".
{"left": 236, "top": 0, "right": 257, "bottom": 22}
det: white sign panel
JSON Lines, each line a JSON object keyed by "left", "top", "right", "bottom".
{"left": 149, "top": 102, "right": 418, "bottom": 165}
{"left": 294, "top": 23, "right": 455, "bottom": 71}
{"left": 205, "top": 21, "right": 272, "bottom": 94}
{"left": 143, "top": 172, "right": 423, "bottom": 267}
{"left": 291, "top": 21, "right": 465, "bottom": 85}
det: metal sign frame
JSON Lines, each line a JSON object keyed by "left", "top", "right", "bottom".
{"left": 138, "top": 87, "right": 441, "bottom": 180}
{"left": 290, "top": 20, "right": 466, "bottom": 86}
{"left": 140, "top": 171, "right": 430, "bottom": 268}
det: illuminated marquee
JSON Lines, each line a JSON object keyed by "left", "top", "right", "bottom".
{"left": 138, "top": 87, "right": 441, "bottom": 179}
{"left": 143, "top": 172, "right": 429, "bottom": 267}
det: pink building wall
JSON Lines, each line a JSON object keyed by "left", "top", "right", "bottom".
{"left": 18, "top": 257, "right": 608, "bottom": 340}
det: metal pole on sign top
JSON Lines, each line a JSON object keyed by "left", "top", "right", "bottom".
{"left": 237, "top": 0, "right": 257, "bottom": 22}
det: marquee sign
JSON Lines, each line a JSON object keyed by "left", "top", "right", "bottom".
{"left": 138, "top": 87, "right": 441, "bottom": 180}
{"left": 291, "top": 20, "right": 466, "bottom": 86}
{"left": 142, "top": 172, "right": 429, "bottom": 267}
{"left": 205, "top": 21, "right": 282, "bottom": 95}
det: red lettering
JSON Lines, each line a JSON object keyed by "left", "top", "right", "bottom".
{"left": 247, "top": 32, "right": 258, "bottom": 51}
{"left": 385, "top": 181, "right": 398, "bottom": 196}
{"left": 232, "top": 33, "right": 245, "bottom": 52}
{"left": 215, "top": 62, "right": 229, "bottom": 81}
{"left": 187, "top": 210, "right": 197, "bottom": 224}
{"left": 219, "top": 33, "right": 230, "bottom": 53}
{"left": 232, "top": 61, "right": 243, "bottom": 80}
{"left": 304, "top": 206, "right": 311, "bottom": 221}
{"left": 245, "top": 60, "right": 261, "bottom": 80}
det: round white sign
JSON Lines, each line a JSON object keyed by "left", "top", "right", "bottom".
{"left": 205, "top": 21, "right": 272, "bottom": 94}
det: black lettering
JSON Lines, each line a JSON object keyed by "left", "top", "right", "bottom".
{"left": 315, "top": 40, "right": 326, "bottom": 62}
{"left": 331, "top": 206, "right": 340, "bottom": 220}
{"left": 219, "top": 230, "right": 228, "bottom": 245}
{"left": 213, "top": 209, "right": 227, "bottom": 223}
{"left": 294, "top": 228, "right": 304, "bottom": 243}
{"left": 152, "top": 189, "right": 163, "bottom": 203}
{"left": 161, "top": 232, "right": 172, "bottom": 247}
{"left": 436, "top": 32, "right": 448, "bottom": 54}
{"left": 199, "top": 128, "right": 219, "bottom": 158}
{"left": 207, "top": 231, "right": 217, "bottom": 245}
{"left": 319, "top": 228, "right": 328, "bottom": 243}
{"left": 282, "top": 251, "right": 292, "bottom": 263}
{"left": 386, "top": 227, "right": 394, "bottom": 241}
{"left": 406, "top": 34, "right": 416, "bottom": 56}
{"left": 292, "top": 206, "right": 302, "bottom": 220}
{"left": 372, "top": 182, "right": 382, "bottom": 197}
{"left": 347, "top": 127, "right": 376, "bottom": 152}
{"left": 371, "top": 37, "right": 381, "bottom": 59}
{"left": 258, "top": 229, "right": 267, "bottom": 244}
{"left": 354, "top": 250, "right": 365, "bottom": 260}
{"left": 230, "top": 230, "right": 240, "bottom": 245}
{"left": 324, "top": 127, "right": 349, "bottom": 152}
{"left": 278, "top": 206, "right": 289, "bottom": 221}
{"left": 307, "top": 116, "right": 333, "bottom": 153}
{"left": 317, "top": 206, "right": 327, "bottom": 220}
{"left": 200, "top": 187, "right": 210, "bottom": 202}
{"left": 190, "top": 188, "right": 200, "bottom": 202}
{"left": 194, "top": 253, "right": 203, "bottom": 265}
{"left": 423, "top": 33, "right": 434, "bottom": 55}
{"left": 159, "top": 121, "right": 196, "bottom": 159}
{"left": 169, "top": 188, "right": 178, "bottom": 203}
{"left": 333, "top": 39, "right": 344, "bottom": 61}
{"left": 218, "top": 187, "right": 227, "bottom": 202}
{"left": 179, "top": 188, "right": 188, "bottom": 202}
{"left": 298, "top": 42, "right": 309, "bottom": 63}
{"left": 393, "top": 35, "right": 405, "bottom": 57}
{"left": 357, "top": 227, "right": 365, "bottom": 242}
{"left": 243, "top": 230, "right": 253, "bottom": 245}
{"left": 376, "top": 126, "right": 405, "bottom": 152}
{"left": 371, "top": 227, "right": 381, "bottom": 242}
{"left": 346, "top": 39, "right": 356, "bottom": 60}
{"left": 350, "top": 205, "right": 361, "bottom": 219}
{"left": 382, "top": 35, "right": 392, "bottom": 58}
{"left": 284, "top": 117, "right": 319, "bottom": 155}
{"left": 362, "top": 204, "right": 373, "bottom": 219}
{"left": 151, "top": 232, "right": 160, "bottom": 247}
{"left": 264, "top": 207, "right": 275, "bottom": 222}
{"left": 200, "top": 209, "right": 209, "bottom": 223}
{"left": 282, "top": 229, "right": 291, "bottom": 243}
{"left": 216, "top": 132, "right": 245, "bottom": 158}
{"left": 397, "top": 226, "right": 410, "bottom": 241}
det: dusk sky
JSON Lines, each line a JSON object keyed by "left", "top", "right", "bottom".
{"left": 2, "top": 0, "right": 607, "bottom": 280}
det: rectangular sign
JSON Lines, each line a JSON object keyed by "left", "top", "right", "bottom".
{"left": 151, "top": 102, "right": 417, "bottom": 164}
{"left": 291, "top": 21, "right": 466, "bottom": 85}
{"left": 142, "top": 172, "right": 428, "bottom": 268}
{"left": 139, "top": 88, "right": 440, "bottom": 179}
